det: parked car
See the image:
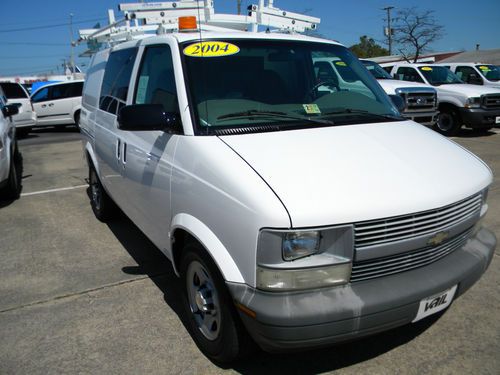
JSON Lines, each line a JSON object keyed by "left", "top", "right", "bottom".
{"left": 0, "top": 85, "right": 21, "bottom": 199}
{"left": 438, "top": 63, "right": 500, "bottom": 89}
{"left": 0, "top": 82, "right": 37, "bottom": 137}
{"left": 30, "top": 80, "right": 84, "bottom": 131}
{"left": 360, "top": 60, "right": 438, "bottom": 126}
{"left": 382, "top": 63, "right": 500, "bottom": 135}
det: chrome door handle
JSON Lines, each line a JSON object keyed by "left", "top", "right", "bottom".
{"left": 48, "top": 103, "right": 54, "bottom": 107}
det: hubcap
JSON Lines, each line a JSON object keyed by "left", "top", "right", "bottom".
{"left": 186, "top": 260, "right": 221, "bottom": 341}
{"left": 437, "top": 113, "right": 453, "bottom": 132}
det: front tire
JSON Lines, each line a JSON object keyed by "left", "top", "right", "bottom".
{"left": 180, "top": 242, "right": 253, "bottom": 363}
{"left": 88, "top": 164, "right": 116, "bottom": 222}
{"left": 74, "top": 111, "right": 81, "bottom": 132}
{"left": 434, "top": 108, "right": 461, "bottom": 136}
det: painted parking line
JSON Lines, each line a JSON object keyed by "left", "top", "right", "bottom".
{"left": 21, "top": 184, "right": 88, "bottom": 197}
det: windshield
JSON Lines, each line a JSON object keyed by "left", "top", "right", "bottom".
{"left": 181, "top": 39, "right": 401, "bottom": 134}
{"left": 475, "top": 65, "right": 500, "bottom": 81}
{"left": 418, "top": 66, "right": 462, "bottom": 85}
{"left": 362, "top": 60, "right": 393, "bottom": 79}
{"left": 0, "top": 82, "right": 28, "bottom": 99}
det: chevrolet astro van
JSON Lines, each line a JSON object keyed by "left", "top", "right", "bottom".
{"left": 79, "top": 30, "right": 497, "bottom": 362}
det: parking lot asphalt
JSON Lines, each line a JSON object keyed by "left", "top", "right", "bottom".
{"left": 1, "top": 127, "right": 499, "bottom": 374}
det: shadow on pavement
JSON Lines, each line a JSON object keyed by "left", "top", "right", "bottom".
{"left": 97, "top": 200, "right": 443, "bottom": 372}
{"left": 453, "top": 127, "right": 497, "bottom": 138}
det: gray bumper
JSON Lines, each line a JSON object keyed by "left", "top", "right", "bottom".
{"left": 228, "top": 227, "right": 496, "bottom": 352}
{"left": 458, "top": 108, "right": 500, "bottom": 128}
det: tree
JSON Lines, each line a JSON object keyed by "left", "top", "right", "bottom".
{"left": 349, "top": 36, "right": 389, "bottom": 58}
{"left": 393, "top": 7, "right": 445, "bottom": 62}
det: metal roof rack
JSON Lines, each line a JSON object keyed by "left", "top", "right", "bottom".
{"left": 78, "top": 0, "right": 320, "bottom": 54}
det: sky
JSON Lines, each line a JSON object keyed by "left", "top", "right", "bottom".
{"left": 1, "top": 0, "right": 499, "bottom": 77}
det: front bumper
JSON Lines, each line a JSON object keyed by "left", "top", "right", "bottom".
{"left": 459, "top": 108, "right": 500, "bottom": 128}
{"left": 228, "top": 227, "right": 496, "bottom": 352}
{"left": 402, "top": 110, "right": 438, "bottom": 126}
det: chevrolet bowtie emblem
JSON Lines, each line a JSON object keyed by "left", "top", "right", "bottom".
{"left": 428, "top": 231, "right": 450, "bottom": 246}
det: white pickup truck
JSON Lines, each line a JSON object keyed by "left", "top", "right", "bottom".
{"left": 383, "top": 63, "right": 500, "bottom": 135}
{"left": 439, "top": 63, "right": 500, "bottom": 90}
{"left": 361, "top": 60, "right": 438, "bottom": 126}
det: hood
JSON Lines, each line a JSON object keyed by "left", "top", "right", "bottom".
{"left": 377, "top": 79, "right": 435, "bottom": 95}
{"left": 221, "top": 121, "right": 492, "bottom": 228}
{"left": 436, "top": 83, "right": 500, "bottom": 97}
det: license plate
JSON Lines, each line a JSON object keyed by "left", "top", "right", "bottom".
{"left": 496, "top": 116, "right": 500, "bottom": 124}
{"left": 412, "top": 285, "right": 457, "bottom": 323}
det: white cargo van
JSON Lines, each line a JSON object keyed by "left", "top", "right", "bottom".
{"left": 383, "top": 63, "right": 500, "bottom": 135}
{"left": 79, "top": 1, "right": 496, "bottom": 363}
{"left": 439, "top": 63, "right": 500, "bottom": 89}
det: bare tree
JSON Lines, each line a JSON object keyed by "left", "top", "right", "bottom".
{"left": 393, "top": 7, "right": 444, "bottom": 62}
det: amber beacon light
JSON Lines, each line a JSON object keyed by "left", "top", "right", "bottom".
{"left": 179, "top": 16, "right": 198, "bottom": 31}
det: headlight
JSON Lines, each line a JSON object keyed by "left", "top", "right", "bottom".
{"left": 465, "top": 97, "right": 481, "bottom": 108}
{"left": 282, "top": 231, "right": 320, "bottom": 261}
{"left": 257, "top": 225, "right": 354, "bottom": 291}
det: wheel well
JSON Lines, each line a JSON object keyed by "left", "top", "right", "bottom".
{"left": 74, "top": 109, "right": 81, "bottom": 123}
{"left": 438, "top": 102, "right": 459, "bottom": 113}
{"left": 172, "top": 228, "right": 194, "bottom": 275}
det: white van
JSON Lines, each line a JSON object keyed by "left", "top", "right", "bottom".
{"left": 30, "top": 80, "right": 84, "bottom": 131}
{"left": 80, "top": 5, "right": 496, "bottom": 363}
{"left": 0, "top": 82, "right": 36, "bottom": 137}
{"left": 439, "top": 63, "right": 500, "bottom": 89}
{"left": 383, "top": 63, "right": 500, "bottom": 135}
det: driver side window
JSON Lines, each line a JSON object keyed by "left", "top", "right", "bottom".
{"left": 134, "top": 45, "right": 179, "bottom": 113}
{"left": 32, "top": 87, "right": 49, "bottom": 103}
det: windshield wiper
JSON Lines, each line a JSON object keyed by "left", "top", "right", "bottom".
{"left": 319, "top": 108, "right": 403, "bottom": 121}
{"left": 216, "top": 109, "right": 334, "bottom": 125}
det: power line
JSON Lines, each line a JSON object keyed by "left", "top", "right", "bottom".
{"left": 0, "top": 17, "right": 106, "bottom": 33}
{"left": 0, "top": 41, "right": 68, "bottom": 46}
{"left": 0, "top": 54, "right": 65, "bottom": 59}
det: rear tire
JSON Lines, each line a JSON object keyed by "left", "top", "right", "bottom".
{"left": 74, "top": 111, "right": 81, "bottom": 132}
{"left": 1, "top": 147, "right": 21, "bottom": 200}
{"left": 180, "top": 242, "right": 254, "bottom": 363}
{"left": 434, "top": 108, "right": 461, "bottom": 136}
{"left": 16, "top": 128, "right": 31, "bottom": 138}
{"left": 88, "top": 164, "right": 117, "bottom": 222}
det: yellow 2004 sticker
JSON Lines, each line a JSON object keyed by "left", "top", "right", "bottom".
{"left": 421, "top": 66, "right": 433, "bottom": 71}
{"left": 183, "top": 41, "right": 240, "bottom": 57}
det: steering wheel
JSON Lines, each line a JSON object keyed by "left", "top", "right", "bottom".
{"left": 306, "top": 79, "right": 339, "bottom": 100}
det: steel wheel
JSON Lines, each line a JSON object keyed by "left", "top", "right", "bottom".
{"left": 89, "top": 167, "right": 102, "bottom": 212}
{"left": 435, "top": 108, "right": 460, "bottom": 136}
{"left": 186, "top": 260, "right": 221, "bottom": 341}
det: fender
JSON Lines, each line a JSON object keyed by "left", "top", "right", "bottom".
{"left": 170, "top": 213, "right": 245, "bottom": 283}
{"left": 84, "top": 142, "right": 99, "bottom": 175}
{"left": 438, "top": 97, "right": 463, "bottom": 108}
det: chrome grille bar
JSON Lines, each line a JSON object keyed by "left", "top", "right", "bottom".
{"left": 351, "top": 228, "right": 472, "bottom": 282}
{"left": 354, "top": 193, "right": 481, "bottom": 248}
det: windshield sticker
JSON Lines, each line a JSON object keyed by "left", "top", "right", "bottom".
{"left": 183, "top": 41, "right": 240, "bottom": 57}
{"left": 303, "top": 104, "right": 321, "bottom": 114}
{"left": 479, "top": 65, "right": 490, "bottom": 71}
{"left": 335, "top": 61, "right": 347, "bottom": 67}
{"left": 421, "top": 67, "right": 433, "bottom": 71}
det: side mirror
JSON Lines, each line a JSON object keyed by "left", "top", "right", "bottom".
{"left": 118, "top": 104, "right": 181, "bottom": 133}
{"left": 389, "top": 95, "right": 406, "bottom": 113}
{"left": 2, "top": 104, "right": 20, "bottom": 118}
{"left": 467, "top": 73, "right": 483, "bottom": 85}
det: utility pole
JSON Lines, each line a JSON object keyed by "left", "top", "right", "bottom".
{"left": 383, "top": 6, "right": 394, "bottom": 55}
{"left": 69, "top": 13, "right": 75, "bottom": 78}
{"left": 237, "top": 0, "right": 242, "bottom": 15}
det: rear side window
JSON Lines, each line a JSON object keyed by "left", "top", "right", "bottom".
{"left": 51, "top": 84, "right": 73, "bottom": 100}
{"left": 100, "top": 48, "right": 138, "bottom": 114}
{"left": 0, "top": 82, "right": 28, "bottom": 99}
{"left": 395, "top": 67, "right": 425, "bottom": 83}
{"left": 31, "top": 87, "right": 49, "bottom": 102}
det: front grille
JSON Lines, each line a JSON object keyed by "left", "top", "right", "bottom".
{"left": 354, "top": 193, "right": 482, "bottom": 248}
{"left": 481, "top": 94, "right": 500, "bottom": 109}
{"left": 350, "top": 228, "right": 472, "bottom": 282}
{"left": 400, "top": 91, "right": 437, "bottom": 112}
